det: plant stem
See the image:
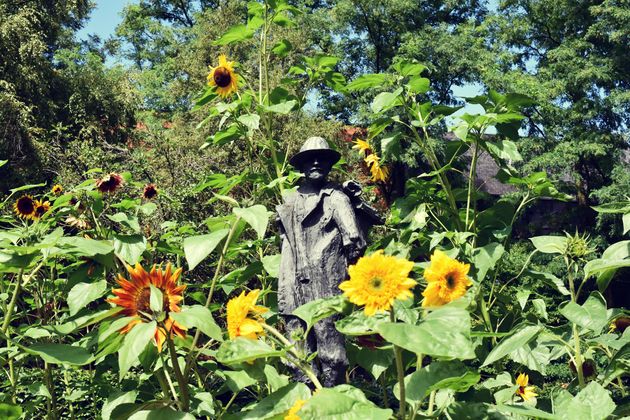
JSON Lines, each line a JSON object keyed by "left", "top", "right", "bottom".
{"left": 184, "top": 217, "right": 240, "bottom": 375}
{"left": 44, "top": 363, "right": 57, "bottom": 419}
{"left": 566, "top": 258, "right": 585, "bottom": 388}
{"left": 427, "top": 389, "right": 436, "bottom": 416}
{"left": 465, "top": 139, "right": 479, "bottom": 232}
{"left": 390, "top": 311, "right": 406, "bottom": 419}
{"left": 2, "top": 269, "right": 23, "bottom": 334}
{"left": 262, "top": 323, "right": 323, "bottom": 389}
{"left": 166, "top": 330, "right": 190, "bottom": 411}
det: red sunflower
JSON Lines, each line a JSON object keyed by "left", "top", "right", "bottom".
{"left": 96, "top": 172, "right": 124, "bottom": 193}
{"left": 108, "top": 263, "right": 187, "bottom": 351}
{"left": 143, "top": 183, "right": 158, "bottom": 200}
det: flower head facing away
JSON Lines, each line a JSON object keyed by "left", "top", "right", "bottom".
{"left": 96, "top": 172, "right": 124, "bottom": 194}
{"left": 353, "top": 139, "right": 372, "bottom": 157}
{"left": 108, "top": 263, "right": 187, "bottom": 352}
{"left": 422, "top": 250, "right": 472, "bottom": 307}
{"left": 515, "top": 373, "right": 537, "bottom": 401}
{"left": 14, "top": 195, "right": 36, "bottom": 220}
{"left": 339, "top": 250, "right": 416, "bottom": 316}
{"left": 364, "top": 153, "right": 389, "bottom": 183}
{"left": 226, "top": 289, "right": 269, "bottom": 339}
{"left": 207, "top": 54, "right": 238, "bottom": 98}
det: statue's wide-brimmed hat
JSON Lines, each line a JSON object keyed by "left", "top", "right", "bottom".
{"left": 289, "top": 136, "right": 341, "bottom": 168}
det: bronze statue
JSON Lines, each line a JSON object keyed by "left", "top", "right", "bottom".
{"left": 276, "top": 136, "right": 383, "bottom": 387}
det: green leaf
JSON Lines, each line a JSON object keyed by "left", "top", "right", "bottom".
{"left": 170, "top": 305, "right": 223, "bottom": 342}
{"left": 584, "top": 240, "right": 630, "bottom": 291}
{"left": 237, "top": 114, "right": 260, "bottom": 131}
{"left": 57, "top": 237, "right": 114, "bottom": 257}
{"left": 556, "top": 382, "right": 616, "bottom": 420}
{"left": 261, "top": 99, "right": 297, "bottom": 114}
{"left": 293, "top": 295, "right": 349, "bottom": 332}
{"left": 114, "top": 234, "right": 147, "bottom": 265}
{"left": 261, "top": 254, "right": 281, "bottom": 278}
{"left": 393, "top": 62, "right": 427, "bottom": 77}
{"left": 271, "top": 39, "right": 292, "bottom": 57}
{"left": 346, "top": 74, "right": 391, "bottom": 91}
{"left": 118, "top": 321, "right": 156, "bottom": 379}
{"left": 225, "top": 383, "right": 311, "bottom": 420}
{"left": 26, "top": 343, "right": 93, "bottom": 366}
{"left": 102, "top": 391, "right": 138, "bottom": 420}
{"left": 378, "top": 306, "right": 475, "bottom": 359}
{"left": 212, "top": 124, "right": 241, "bottom": 146}
{"left": 9, "top": 182, "right": 46, "bottom": 193}
{"left": 395, "top": 361, "right": 480, "bottom": 403}
{"left": 526, "top": 270, "right": 571, "bottom": 296}
{"left": 233, "top": 205, "right": 271, "bottom": 240}
{"left": 482, "top": 325, "right": 541, "bottom": 366}
{"left": 149, "top": 284, "right": 163, "bottom": 314}
{"left": 623, "top": 213, "right": 630, "bottom": 235}
{"left": 349, "top": 345, "right": 393, "bottom": 380}
{"left": 214, "top": 24, "right": 254, "bottom": 45}
{"left": 407, "top": 76, "right": 430, "bottom": 94}
{"left": 216, "top": 337, "right": 284, "bottom": 364}
{"left": 0, "top": 160, "right": 7, "bottom": 168}
{"left": 107, "top": 212, "right": 140, "bottom": 232}
{"left": 471, "top": 243, "right": 505, "bottom": 282}
{"left": 484, "top": 139, "right": 522, "bottom": 162}
{"left": 530, "top": 235, "right": 567, "bottom": 254}
{"left": 335, "top": 311, "right": 388, "bottom": 336}
{"left": 559, "top": 292, "right": 608, "bottom": 333}
{"left": 223, "top": 370, "right": 258, "bottom": 392}
{"left": 371, "top": 88, "right": 402, "bottom": 113}
{"left": 67, "top": 280, "right": 108, "bottom": 316}
{"left": 0, "top": 403, "right": 22, "bottom": 420}
{"left": 497, "top": 405, "right": 557, "bottom": 419}
{"left": 298, "top": 388, "right": 392, "bottom": 420}
{"left": 183, "top": 229, "right": 230, "bottom": 270}
{"left": 128, "top": 409, "right": 195, "bottom": 420}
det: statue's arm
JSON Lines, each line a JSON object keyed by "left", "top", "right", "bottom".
{"left": 331, "top": 191, "right": 367, "bottom": 262}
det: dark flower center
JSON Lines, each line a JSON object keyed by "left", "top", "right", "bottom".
{"left": 370, "top": 277, "right": 384, "bottom": 290}
{"left": 17, "top": 197, "right": 34, "bottom": 214}
{"left": 445, "top": 273, "right": 456, "bottom": 289}
{"left": 214, "top": 67, "right": 232, "bottom": 88}
{"left": 144, "top": 186, "right": 158, "bottom": 199}
{"left": 35, "top": 205, "right": 46, "bottom": 217}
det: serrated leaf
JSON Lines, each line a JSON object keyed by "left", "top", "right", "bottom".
{"left": 170, "top": 305, "right": 223, "bottom": 342}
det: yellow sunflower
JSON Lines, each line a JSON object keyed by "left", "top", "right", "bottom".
{"left": 51, "top": 184, "right": 63, "bottom": 195}
{"left": 364, "top": 153, "right": 390, "bottom": 182}
{"left": 515, "top": 373, "right": 537, "bottom": 401}
{"left": 353, "top": 138, "right": 372, "bottom": 157}
{"left": 422, "top": 250, "right": 472, "bottom": 307}
{"left": 207, "top": 54, "right": 238, "bottom": 98}
{"left": 284, "top": 399, "right": 306, "bottom": 420}
{"left": 13, "top": 195, "right": 36, "bottom": 220}
{"left": 108, "top": 263, "right": 187, "bottom": 352}
{"left": 226, "top": 289, "right": 269, "bottom": 339}
{"left": 32, "top": 199, "right": 51, "bottom": 220}
{"left": 339, "top": 250, "right": 416, "bottom": 316}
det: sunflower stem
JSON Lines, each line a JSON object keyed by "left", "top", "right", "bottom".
{"left": 390, "top": 310, "right": 406, "bottom": 419}
{"left": 566, "top": 258, "right": 586, "bottom": 388}
{"left": 166, "top": 330, "right": 190, "bottom": 411}
{"left": 184, "top": 217, "right": 240, "bottom": 376}
{"left": 262, "top": 323, "right": 323, "bottom": 390}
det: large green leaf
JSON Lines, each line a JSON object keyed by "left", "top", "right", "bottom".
{"left": 170, "top": 305, "right": 223, "bottom": 342}
{"left": 293, "top": 295, "right": 349, "bottom": 331}
{"left": 225, "top": 382, "right": 310, "bottom": 420}
{"left": 102, "top": 391, "right": 138, "bottom": 420}
{"left": 183, "top": 228, "right": 230, "bottom": 270}
{"left": 482, "top": 325, "right": 541, "bottom": 366}
{"left": 0, "top": 403, "right": 21, "bottom": 420}
{"left": 530, "top": 235, "right": 567, "bottom": 254}
{"left": 559, "top": 292, "right": 608, "bottom": 333}
{"left": 348, "top": 345, "right": 393, "bottom": 380}
{"left": 26, "top": 343, "right": 93, "bottom": 366}
{"left": 346, "top": 74, "right": 391, "bottom": 91}
{"left": 553, "top": 382, "right": 616, "bottom": 420}
{"left": 233, "top": 205, "right": 271, "bottom": 240}
{"left": 113, "top": 234, "right": 147, "bottom": 265}
{"left": 118, "top": 321, "right": 156, "bottom": 379}
{"left": 335, "top": 311, "right": 389, "bottom": 336}
{"left": 261, "top": 100, "right": 297, "bottom": 114}
{"left": 67, "top": 280, "right": 108, "bottom": 316}
{"left": 584, "top": 240, "right": 630, "bottom": 291}
{"left": 213, "top": 24, "right": 254, "bottom": 45}
{"left": 371, "top": 88, "right": 402, "bottom": 113}
{"left": 395, "top": 361, "right": 480, "bottom": 403}
{"left": 57, "top": 237, "right": 114, "bottom": 256}
{"left": 378, "top": 307, "right": 474, "bottom": 359}
{"left": 472, "top": 242, "right": 504, "bottom": 282}
{"left": 128, "top": 409, "right": 195, "bottom": 420}
{"left": 216, "top": 337, "right": 284, "bottom": 365}
{"left": 299, "top": 387, "right": 392, "bottom": 420}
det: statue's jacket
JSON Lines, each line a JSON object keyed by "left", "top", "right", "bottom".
{"left": 276, "top": 183, "right": 366, "bottom": 315}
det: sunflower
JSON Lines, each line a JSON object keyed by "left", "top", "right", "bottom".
{"left": 108, "top": 263, "right": 187, "bottom": 352}
{"left": 96, "top": 172, "right": 124, "bottom": 194}
{"left": 207, "top": 54, "right": 238, "bottom": 98}
{"left": 32, "top": 199, "right": 51, "bottom": 220}
{"left": 13, "top": 195, "right": 36, "bottom": 220}
{"left": 515, "top": 373, "right": 537, "bottom": 401}
{"left": 364, "top": 153, "right": 389, "bottom": 182}
{"left": 143, "top": 183, "right": 158, "bottom": 200}
{"left": 353, "top": 138, "right": 372, "bottom": 157}
{"left": 284, "top": 399, "right": 306, "bottom": 420}
{"left": 226, "top": 289, "right": 268, "bottom": 339}
{"left": 339, "top": 250, "right": 416, "bottom": 316}
{"left": 422, "top": 250, "right": 472, "bottom": 307}
{"left": 51, "top": 184, "right": 63, "bottom": 195}
{"left": 65, "top": 215, "right": 91, "bottom": 230}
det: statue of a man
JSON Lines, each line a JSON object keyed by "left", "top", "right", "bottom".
{"left": 276, "top": 136, "right": 382, "bottom": 387}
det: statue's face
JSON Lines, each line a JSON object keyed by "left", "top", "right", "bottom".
{"left": 301, "top": 155, "right": 332, "bottom": 183}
